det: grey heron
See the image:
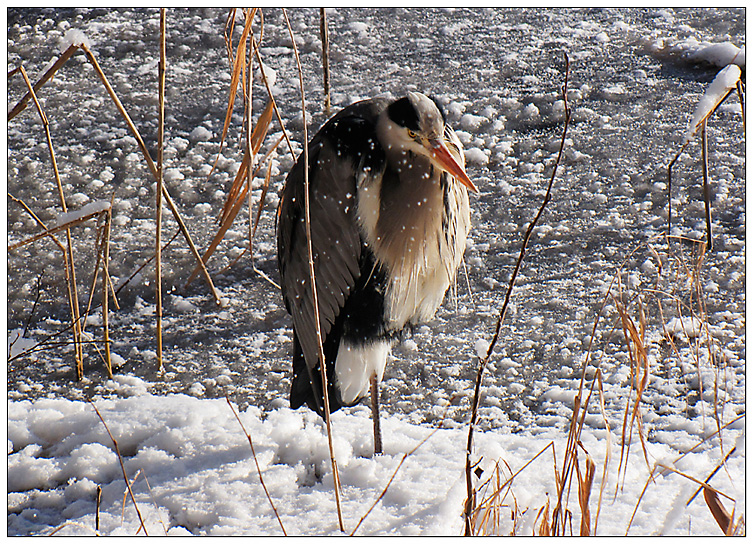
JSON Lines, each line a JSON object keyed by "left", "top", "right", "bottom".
{"left": 277, "top": 92, "right": 477, "bottom": 453}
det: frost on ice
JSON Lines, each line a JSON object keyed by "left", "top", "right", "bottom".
{"left": 665, "top": 316, "right": 704, "bottom": 339}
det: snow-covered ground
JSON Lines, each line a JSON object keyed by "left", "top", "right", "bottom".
{"left": 6, "top": 8, "right": 745, "bottom": 536}
{"left": 7, "top": 388, "right": 745, "bottom": 536}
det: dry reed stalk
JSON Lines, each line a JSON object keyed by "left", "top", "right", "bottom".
{"left": 7, "top": 208, "right": 108, "bottom": 251}
{"left": 687, "top": 443, "right": 737, "bottom": 506}
{"left": 320, "top": 8, "right": 331, "bottom": 116}
{"left": 735, "top": 80, "right": 745, "bottom": 132}
{"left": 7, "top": 194, "right": 65, "bottom": 251}
{"left": 216, "top": 139, "right": 285, "bottom": 283}
{"left": 78, "top": 42, "right": 221, "bottom": 305}
{"left": 700, "top": 121, "right": 713, "bottom": 250}
{"left": 575, "top": 444, "right": 595, "bottom": 536}
{"left": 96, "top": 485, "right": 102, "bottom": 532}
{"left": 8, "top": 43, "right": 79, "bottom": 120}
{"left": 244, "top": 16, "right": 255, "bottom": 255}
{"left": 627, "top": 462, "right": 735, "bottom": 535}
{"left": 9, "top": 196, "right": 117, "bottom": 371}
{"left": 468, "top": 442, "right": 556, "bottom": 535}
{"left": 283, "top": 7, "right": 345, "bottom": 533}
{"left": 549, "top": 368, "right": 611, "bottom": 536}
{"left": 184, "top": 10, "right": 272, "bottom": 288}
{"left": 666, "top": 72, "right": 741, "bottom": 250}
{"left": 15, "top": 64, "right": 84, "bottom": 378}
{"left": 139, "top": 473, "right": 170, "bottom": 536}
{"left": 535, "top": 496, "right": 551, "bottom": 536}
{"left": 471, "top": 460, "right": 514, "bottom": 535}
{"left": 102, "top": 207, "right": 113, "bottom": 377}
{"left": 207, "top": 8, "right": 258, "bottom": 183}
{"left": 220, "top": 101, "right": 274, "bottom": 224}
{"left": 464, "top": 52, "right": 571, "bottom": 536}
{"left": 120, "top": 469, "right": 143, "bottom": 525}
{"left": 90, "top": 401, "right": 148, "bottom": 536}
{"left": 614, "top": 295, "right": 651, "bottom": 484}
{"left": 252, "top": 30, "right": 297, "bottom": 163}
{"left": 184, "top": 102, "right": 275, "bottom": 287}
{"left": 226, "top": 397, "right": 287, "bottom": 535}
{"left": 156, "top": 9, "right": 166, "bottom": 373}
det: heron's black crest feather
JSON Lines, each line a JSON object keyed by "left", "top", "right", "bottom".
{"left": 429, "top": 95, "right": 447, "bottom": 123}
{"left": 386, "top": 96, "right": 421, "bottom": 131}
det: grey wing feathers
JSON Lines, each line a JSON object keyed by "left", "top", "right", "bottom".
{"left": 276, "top": 98, "right": 388, "bottom": 372}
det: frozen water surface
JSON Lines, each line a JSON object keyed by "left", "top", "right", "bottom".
{"left": 6, "top": 7, "right": 745, "bottom": 536}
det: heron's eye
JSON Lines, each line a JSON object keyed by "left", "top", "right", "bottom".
{"left": 407, "top": 130, "right": 417, "bottom": 139}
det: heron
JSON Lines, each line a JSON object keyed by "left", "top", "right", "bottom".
{"left": 277, "top": 92, "right": 477, "bottom": 454}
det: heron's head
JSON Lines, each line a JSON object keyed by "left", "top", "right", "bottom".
{"left": 382, "top": 92, "right": 478, "bottom": 193}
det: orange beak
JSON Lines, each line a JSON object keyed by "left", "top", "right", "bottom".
{"left": 428, "top": 139, "right": 479, "bottom": 193}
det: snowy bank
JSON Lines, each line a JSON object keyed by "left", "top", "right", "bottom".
{"left": 8, "top": 392, "right": 744, "bottom": 536}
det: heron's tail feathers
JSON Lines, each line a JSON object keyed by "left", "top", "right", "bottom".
{"left": 290, "top": 333, "right": 347, "bottom": 417}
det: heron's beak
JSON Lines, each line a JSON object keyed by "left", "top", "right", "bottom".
{"left": 428, "top": 139, "right": 479, "bottom": 193}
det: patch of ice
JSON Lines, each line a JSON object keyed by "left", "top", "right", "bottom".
{"left": 189, "top": 126, "right": 213, "bottom": 142}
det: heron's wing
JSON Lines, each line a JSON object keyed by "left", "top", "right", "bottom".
{"left": 277, "top": 99, "right": 389, "bottom": 372}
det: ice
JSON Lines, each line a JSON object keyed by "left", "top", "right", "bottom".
{"left": 189, "top": 126, "right": 214, "bottom": 142}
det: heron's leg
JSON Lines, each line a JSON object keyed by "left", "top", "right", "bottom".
{"left": 370, "top": 373, "right": 382, "bottom": 455}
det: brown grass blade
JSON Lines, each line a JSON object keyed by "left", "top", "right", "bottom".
{"left": 220, "top": 100, "right": 274, "bottom": 224}
{"left": 205, "top": 8, "right": 258, "bottom": 183}
{"left": 576, "top": 446, "right": 595, "bottom": 536}
{"left": 703, "top": 487, "right": 732, "bottom": 535}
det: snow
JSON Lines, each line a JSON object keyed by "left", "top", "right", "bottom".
{"left": 7, "top": 392, "right": 745, "bottom": 536}
{"left": 7, "top": 7, "right": 745, "bottom": 537}
{"left": 682, "top": 38, "right": 745, "bottom": 68}
{"left": 60, "top": 28, "right": 90, "bottom": 50}
{"left": 665, "top": 316, "right": 704, "bottom": 339}
{"left": 55, "top": 200, "right": 111, "bottom": 227}
{"left": 685, "top": 64, "right": 741, "bottom": 142}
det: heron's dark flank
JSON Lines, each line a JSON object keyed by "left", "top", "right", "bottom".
{"left": 276, "top": 92, "right": 477, "bottom": 425}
